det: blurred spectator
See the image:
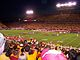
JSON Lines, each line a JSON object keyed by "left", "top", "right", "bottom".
{"left": 18, "top": 48, "right": 27, "bottom": 60}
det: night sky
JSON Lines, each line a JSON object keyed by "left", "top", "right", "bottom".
{"left": 0, "top": 0, "right": 55, "bottom": 17}
{"left": 0, "top": 0, "right": 80, "bottom": 22}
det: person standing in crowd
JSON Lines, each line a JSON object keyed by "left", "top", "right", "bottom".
{"left": 18, "top": 48, "right": 27, "bottom": 60}
{"left": 0, "top": 33, "right": 10, "bottom": 60}
{"left": 68, "top": 49, "right": 77, "bottom": 60}
{"left": 76, "top": 49, "right": 80, "bottom": 60}
{"left": 10, "top": 50, "right": 19, "bottom": 60}
{"left": 27, "top": 47, "right": 38, "bottom": 60}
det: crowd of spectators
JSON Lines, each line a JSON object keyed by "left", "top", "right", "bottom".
{"left": 0, "top": 37, "right": 80, "bottom": 60}
{"left": 5, "top": 22, "right": 80, "bottom": 32}
{"left": 0, "top": 22, "right": 7, "bottom": 30}
{"left": 0, "top": 21, "right": 80, "bottom": 33}
{"left": 37, "top": 14, "right": 80, "bottom": 22}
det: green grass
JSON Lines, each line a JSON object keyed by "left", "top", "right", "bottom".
{"left": 0, "top": 30, "right": 80, "bottom": 47}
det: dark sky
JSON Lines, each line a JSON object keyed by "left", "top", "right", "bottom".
{"left": 0, "top": 0, "right": 80, "bottom": 21}
{"left": 0, "top": 0, "right": 55, "bottom": 17}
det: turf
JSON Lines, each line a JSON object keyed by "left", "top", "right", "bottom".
{"left": 0, "top": 30, "right": 80, "bottom": 47}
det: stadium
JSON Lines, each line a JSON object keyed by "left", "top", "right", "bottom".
{"left": 0, "top": 1, "right": 80, "bottom": 60}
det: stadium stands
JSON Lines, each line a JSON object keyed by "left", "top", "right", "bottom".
{"left": 0, "top": 22, "right": 8, "bottom": 29}
{"left": 0, "top": 12, "right": 80, "bottom": 33}
{"left": 0, "top": 12, "right": 80, "bottom": 60}
{"left": 3, "top": 22, "right": 80, "bottom": 33}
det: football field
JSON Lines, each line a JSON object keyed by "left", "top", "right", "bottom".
{"left": 0, "top": 30, "right": 80, "bottom": 48}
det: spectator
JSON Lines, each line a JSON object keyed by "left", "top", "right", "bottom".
{"left": 18, "top": 48, "right": 27, "bottom": 60}
{"left": 10, "top": 50, "right": 19, "bottom": 60}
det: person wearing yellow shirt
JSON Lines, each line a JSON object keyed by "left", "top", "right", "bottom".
{"left": 37, "top": 52, "right": 41, "bottom": 60}
{"left": 17, "top": 44, "right": 23, "bottom": 55}
{"left": 0, "top": 52, "right": 10, "bottom": 60}
{"left": 27, "top": 49, "right": 37, "bottom": 60}
{"left": 10, "top": 50, "right": 19, "bottom": 60}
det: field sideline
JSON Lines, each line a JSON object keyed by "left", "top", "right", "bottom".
{"left": 0, "top": 30, "right": 80, "bottom": 47}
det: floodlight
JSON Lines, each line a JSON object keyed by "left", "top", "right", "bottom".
{"left": 68, "top": 2, "right": 73, "bottom": 6}
{"left": 64, "top": 3, "right": 68, "bottom": 6}
{"left": 56, "top": 1, "right": 77, "bottom": 8}
{"left": 60, "top": 4, "right": 64, "bottom": 7}
{"left": 26, "top": 10, "right": 34, "bottom": 15}
{"left": 24, "top": 20, "right": 28, "bottom": 21}
{"left": 34, "top": 20, "right": 36, "bottom": 21}
{"left": 72, "top": 2, "right": 77, "bottom": 5}
{"left": 56, "top": 3, "right": 61, "bottom": 8}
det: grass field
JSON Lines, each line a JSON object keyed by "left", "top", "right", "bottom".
{"left": 0, "top": 30, "right": 80, "bottom": 48}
